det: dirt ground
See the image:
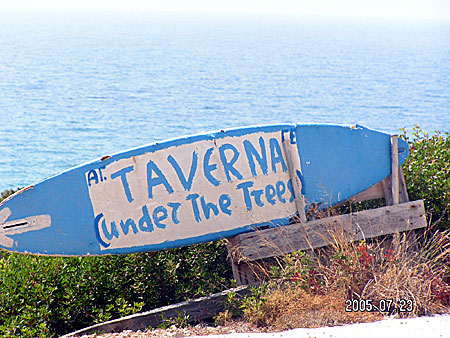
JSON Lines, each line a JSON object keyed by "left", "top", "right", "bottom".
{"left": 73, "top": 314, "right": 450, "bottom": 338}
{"left": 74, "top": 321, "right": 265, "bottom": 338}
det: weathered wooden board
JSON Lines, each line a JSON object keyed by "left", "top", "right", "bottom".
{"left": 391, "top": 135, "right": 400, "bottom": 205}
{"left": 348, "top": 167, "right": 409, "bottom": 205}
{"left": 0, "top": 124, "right": 409, "bottom": 256}
{"left": 229, "top": 200, "right": 426, "bottom": 262}
{"left": 61, "top": 285, "right": 251, "bottom": 337}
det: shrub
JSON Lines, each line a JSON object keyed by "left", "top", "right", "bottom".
{"left": 0, "top": 190, "right": 232, "bottom": 337}
{"left": 401, "top": 126, "right": 450, "bottom": 231}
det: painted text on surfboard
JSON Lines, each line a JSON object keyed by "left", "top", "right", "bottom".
{"left": 86, "top": 130, "right": 300, "bottom": 250}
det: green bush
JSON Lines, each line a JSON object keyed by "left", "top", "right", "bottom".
{"left": 0, "top": 244, "right": 231, "bottom": 337}
{"left": 401, "top": 126, "right": 450, "bottom": 231}
{"left": 1, "top": 189, "right": 232, "bottom": 337}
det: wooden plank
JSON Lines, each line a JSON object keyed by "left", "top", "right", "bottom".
{"left": 62, "top": 285, "right": 251, "bottom": 337}
{"left": 231, "top": 200, "right": 426, "bottom": 262}
{"left": 228, "top": 238, "right": 262, "bottom": 285}
{"left": 391, "top": 135, "right": 400, "bottom": 205}
{"left": 349, "top": 180, "right": 384, "bottom": 203}
{"left": 227, "top": 239, "right": 244, "bottom": 285}
{"left": 234, "top": 262, "right": 259, "bottom": 285}
{"left": 282, "top": 135, "right": 307, "bottom": 222}
{"left": 350, "top": 170, "right": 408, "bottom": 205}
{"left": 349, "top": 169, "right": 408, "bottom": 205}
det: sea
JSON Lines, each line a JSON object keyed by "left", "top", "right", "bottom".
{"left": 0, "top": 12, "right": 449, "bottom": 191}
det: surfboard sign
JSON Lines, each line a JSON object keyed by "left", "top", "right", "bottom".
{"left": 0, "top": 124, "right": 408, "bottom": 256}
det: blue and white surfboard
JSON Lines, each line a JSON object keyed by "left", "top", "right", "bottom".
{"left": 0, "top": 124, "right": 408, "bottom": 256}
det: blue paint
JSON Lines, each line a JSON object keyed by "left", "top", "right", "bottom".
{"left": 218, "top": 194, "right": 232, "bottom": 215}
{"left": 219, "top": 143, "right": 243, "bottom": 182}
{"left": 236, "top": 181, "right": 254, "bottom": 211}
{"left": 167, "top": 202, "right": 181, "bottom": 224}
{"left": 203, "top": 147, "right": 221, "bottom": 187}
{"left": 153, "top": 206, "right": 168, "bottom": 229}
{"left": 280, "top": 129, "right": 296, "bottom": 144}
{"left": 287, "top": 179, "right": 295, "bottom": 203}
{"left": 147, "top": 160, "right": 174, "bottom": 198}
{"left": 200, "top": 196, "right": 219, "bottom": 220}
{"left": 0, "top": 123, "right": 410, "bottom": 256}
{"left": 87, "top": 170, "right": 98, "bottom": 186}
{"left": 111, "top": 165, "right": 135, "bottom": 203}
{"left": 99, "top": 216, "right": 292, "bottom": 256}
{"left": 98, "top": 166, "right": 106, "bottom": 182}
{"left": 244, "top": 137, "right": 268, "bottom": 177}
{"left": 251, "top": 189, "right": 265, "bottom": 207}
{"left": 290, "top": 130, "right": 296, "bottom": 144}
{"left": 269, "top": 138, "right": 287, "bottom": 173}
{"left": 265, "top": 184, "right": 277, "bottom": 205}
{"left": 139, "top": 205, "right": 154, "bottom": 232}
{"left": 275, "top": 181, "right": 286, "bottom": 203}
{"left": 295, "top": 124, "right": 409, "bottom": 208}
{"left": 186, "top": 193, "right": 202, "bottom": 222}
{"left": 94, "top": 213, "right": 110, "bottom": 248}
{"left": 167, "top": 152, "right": 198, "bottom": 191}
{"left": 101, "top": 219, "right": 119, "bottom": 241}
{"left": 120, "top": 218, "right": 138, "bottom": 235}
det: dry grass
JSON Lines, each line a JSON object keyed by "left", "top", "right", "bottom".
{"left": 232, "top": 224, "right": 450, "bottom": 330}
{"left": 242, "top": 287, "right": 383, "bottom": 330}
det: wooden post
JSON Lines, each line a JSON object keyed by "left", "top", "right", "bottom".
{"left": 391, "top": 135, "right": 400, "bottom": 205}
{"left": 381, "top": 177, "right": 393, "bottom": 206}
{"left": 390, "top": 135, "right": 417, "bottom": 251}
{"left": 282, "top": 133, "right": 307, "bottom": 222}
{"left": 399, "top": 166, "right": 409, "bottom": 203}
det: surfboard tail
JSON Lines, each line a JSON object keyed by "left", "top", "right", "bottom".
{"left": 0, "top": 207, "right": 51, "bottom": 249}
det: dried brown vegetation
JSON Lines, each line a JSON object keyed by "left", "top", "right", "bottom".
{"left": 234, "top": 226, "right": 450, "bottom": 331}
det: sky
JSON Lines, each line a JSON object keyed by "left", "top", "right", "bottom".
{"left": 0, "top": 0, "right": 449, "bottom": 21}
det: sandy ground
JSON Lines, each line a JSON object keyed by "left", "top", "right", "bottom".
{"left": 75, "top": 315, "right": 450, "bottom": 338}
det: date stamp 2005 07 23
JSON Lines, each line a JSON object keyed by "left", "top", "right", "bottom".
{"left": 345, "top": 299, "right": 414, "bottom": 314}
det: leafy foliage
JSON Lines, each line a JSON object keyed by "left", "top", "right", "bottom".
{"left": 401, "top": 126, "right": 450, "bottom": 230}
{"left": 0, "top": 244, "right": 231, "bottom": 337}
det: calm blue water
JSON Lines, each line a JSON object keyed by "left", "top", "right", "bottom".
{"left": 0, "top": 12, "right": 449, "bottom": 191}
